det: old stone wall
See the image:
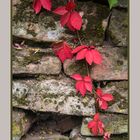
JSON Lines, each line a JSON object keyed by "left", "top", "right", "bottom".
{"left": 12, "top": 0, "right": 128, "bottom": 140}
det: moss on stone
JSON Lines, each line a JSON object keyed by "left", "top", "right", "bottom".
{"left": 82, "top": 96, "right": 90, "bottom": 107}
{"left": 13, "top": 0, "right": 56, "bottom": 29}
{"left": 20, "top": 51, "right": 46, "bottom": 65}
{"left": 12, "top": 122, "right": 21, "bottom": 136}
{"left": 36, "top": 75, "right": 48, "bottom": 81}
{"left": 26, "top": 29, "right": 37, "bottom": 37}
{"left": 105, "top": 114, "right": 128, "bottom": 133}
{"left": 13, "top": 47, "right": 50, "bottom": 67}
{"left": 108, "top": 9, "right": 128, "bottom": 46}
{"left": 58, "top": 101, "right": 65, "bottom": 106}
{"left": 109, "top": 82, "right": 128, "bottom": 89}
{"left": 77, "top": 1, "right": 109, "bottom": 45}
{"left": 13, "top": 95, "right": 30, "bottom": 106}
{"left": 108, "top": 90, "right": 128, "bottom": 110}
{"left": 67, "top": 60, "right": 87, "bottom": 76}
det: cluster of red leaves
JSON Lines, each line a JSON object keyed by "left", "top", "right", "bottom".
{"left": 33, "top": 0, "right": 82, "bottom": 31}
{"left": 71, "top": 74, "right": 92, "bottom": 96}
{"left": 52, "top": 41, "right": 73, "bottom": 63}
{"left": 72, "top": 45, "right": 102, "bottom": 65}
{"left": 88, "top": 113, "right": 105, "bottom": 136}
{"left": 96, "top": 88, "right": 114, "bottom": 110}
{"left": 53, "top": 1, "right": 82, "bottom": 31}
{"left": 88, "top": 113, "right": 110, "bottom": 140}
{"left": 33, "top": 0, "right": 52, "bottom": 14}
{"left": 52, "top": 43, "right": 102, "bottom": 66}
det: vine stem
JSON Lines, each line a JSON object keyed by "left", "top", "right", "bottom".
{"left": 76, "top": 31, "right": 90, "bottom": 77}
{"left": 86, "top": 63, "right": 90, "bottom": 76}
{"left": 76, "top": 31, "right": 97, "bottom": 97}
{"left": 76, "top": 31, "right": 82, "bottom": 45}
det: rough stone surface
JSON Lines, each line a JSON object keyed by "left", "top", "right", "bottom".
{"left": 12, "top": 0, "right": 109, "bottom": 45}
{"left": 12, "top": 47, "right": 61, "bottom": 75}
{"left": 90, "top": 47, "right": 128, "bottom": 80}
{"left": 70, "top": 127, "right": 128, "bottom": 140}
{"left": 23, "top": 134, "right": 69, "bottom": 140}
{"left": 101, "top": 81, "right": 128, "bottom": 114}
{"left": 81, "top": 114, "right": 128, "bottom": 136}
{"left": 22, "top": 134, "right": 69, "bottom": 140}
{"left": 12, "top": 108, "right": 36, "bottom": 140}
{"left": 21, "top": 114, "right": 70, "bottom": 140}
{"left": 64, "top": 46, "right": 128, "bottom": 80}
{"left": 91, "top": 0, "right": 128, "bottom": 8}
{"left": 108, "top": 9, "right": 128, "bottom": 47}
{"left": 37, "top": 113, "right": 82, "bottom": 133}
{"left": 12, "top": 76, "right": 96, "bottom": 116}
{"left": 117, "top": 0, "right": 128, "bottom": 8}
{"left": 12, "top": 0, "right": 21, "bottom": 17}
{"left": 54, "top": 116, "right": 82, "bottom": 133}
{"left": 63, "top": 58, "right": 88, "bottom": 76}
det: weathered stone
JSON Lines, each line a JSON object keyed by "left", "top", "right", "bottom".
{"left": 13, "top": 0, "right": 21, "bottom": 5}
{"left": 12, "top": 47, "right": 61, "bottom": 75}
{"left": 108, "top": 9, "right": 128, "bottom": 47}
{"left": 12, "top": 0, "right": 21, "bottom": 17}
{"left": 55, "top": 116, "right": 82, "bottom": 133}
{"left": 35, "top": 113, "right": 82, "bottom": 133}
{"left": 70, "top": 127, "right": 128, "bottom": 140}
{"left": 21, "top": 114, "right": 70, "bottom": 140}
{"left": 70, "top": 127, "right": 84, "bottom": 140}
{"left": 12, "top": 0, "right": 109, "bottom": 45}
{"left": 12, "top": 108, "right": 36, "bottom": 140}
{"left": 63, "top": 58, "right": 88, "bottom": 76}
{"left": 101, "top": 81, "right": 128, "bottom": 114}
{"left": 64, "top": 46, "right": 128, "bottom": 80}
{"left": 22, "top": 134, "right": 69, "bottom": 140}
{"left": 81, "top": 114, "right": 128, "bottom": 136}
{"left": 91, "top": 47, "right": 128, "bottom": 80}
{"left": 93, "top": 135, "right": 129, "bottom": 140}
{"left": 12, "top": 76, "right": 96, "bottom": 116}
{"left": 117, "top": 0, "right": 128, "bottom": 8}
{"left": 95, "top": 0, "right": 128, "bottom": 8}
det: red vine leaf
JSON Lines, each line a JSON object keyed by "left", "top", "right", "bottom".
{"left": 70, "top": 11, "right": 82, "bottom": 30}
{"left": 53, "top": 6, "right": 68, "bottom": 15}
{"left": 66, "top": 21, "right": 76, "bottom": 32}
{"left": 96, "top": 88, "right": 114, "bottom": 110}
{"left": 52, "top": 41, "right": 73, "bottom": 63}
{"left": 33, "top": 0, "right": 42, "bottom": 14}
{"left": 61, "top": 12, "right": 71, "bottom": 26}
{"left": 71, "top": 74, "right": 93, "bottom": 96}
{"left": 33, "top": 0, "right": 52, "bottom": 14}
{"left": 88, "top": 113, "right": 105, "bottom": 136}
{"left": 104, "top": 132, "right": 111, "bottom": 140}
{"left": 72, "top": 45, "right": 87, "bottom": 53}
{"left": 72, "top": 45, "right": 102, "bottom": 65}
{"left": 53, "top": 1, "right": 82, "bottom": 31}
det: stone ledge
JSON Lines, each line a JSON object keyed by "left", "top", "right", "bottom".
{"left": 12, "top": 47, "right": 62, "bottom": 75}
{"left": 12, "top": 77, "right": 96, "bottom": 116}
{"left": 81, "top": 113, "right": 128, "bottom": 136}
{"left": 70, "top": 127, "right": 128, "bottom": 140}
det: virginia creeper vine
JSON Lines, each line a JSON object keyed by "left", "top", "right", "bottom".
{"left": 32, "top": 0, "right": 118, "bottom": 139}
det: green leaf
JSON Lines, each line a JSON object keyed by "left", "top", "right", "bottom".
{"left": 108, "top": 0, "right": 118, "bottom": 9}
